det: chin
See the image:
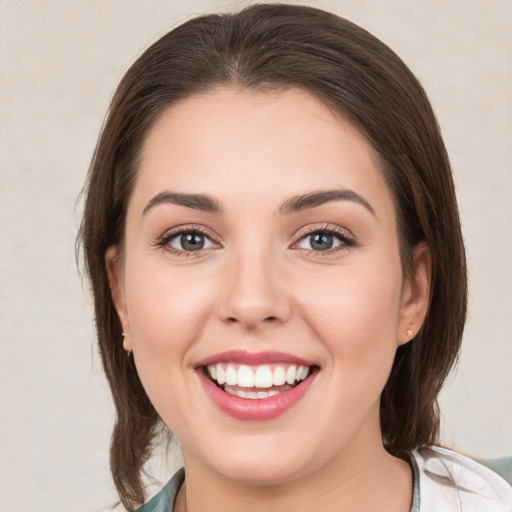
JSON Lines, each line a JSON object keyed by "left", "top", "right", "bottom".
{"left": 213, "top": 455, "right": 308, "bottom": 487}
{"left": 193, "top": 431, "right": 319, "bottom": 487}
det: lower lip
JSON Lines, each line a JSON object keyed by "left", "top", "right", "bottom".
{"left": 198, "top": 370, "right": 317, "bottom": 421}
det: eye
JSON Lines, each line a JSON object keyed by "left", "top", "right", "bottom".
{"left": 157, "top": 226, "right": 218, "bottom": 255}
{"left": 294, "top": 226, "right": 356, "bottom": 253}
{"left": 170, "top": 231, "right": 213, "bottom": 251}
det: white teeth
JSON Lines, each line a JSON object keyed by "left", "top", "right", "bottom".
{"left": 272, "top": 366, "right": 286, "bottom": 386}
{"left": 225, "top": 365, "right": 237, "bottom": 386}
{"left": 298, "top": 365, "right": 310, "bottom": 381}
{"left": 207, "top": 362, "right": 312, "bottom": 389}
{"left": 254, "top": 366, "right": 273, "bottom": 387}
{"left": 286, "top": 365, "right": 297, "bottom": 385}
{"left": 224, "top": 386, "right": 291, "bottom": 399}
{"left": 237, "top": 365, "right": 255, "bottom": 388}
{"left": 225, "top": 388, "right": 258, "bottom": 399}
{"left": 216, "top": 365, "right": 225, "bottom": 385}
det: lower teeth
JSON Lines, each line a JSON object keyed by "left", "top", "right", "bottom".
{"left": 223, "top": 384, "right": 293, "bottom": 399}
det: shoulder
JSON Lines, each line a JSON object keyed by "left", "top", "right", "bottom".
{"left": 411, "top": 446, "right": 512, "bottom": 512}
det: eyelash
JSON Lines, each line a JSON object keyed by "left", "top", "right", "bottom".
{"left": 292, "top": 224, "right": 357, "bottom": 255}
{"left": 155, "top": 223, "right": 357, "bottom": 257}
{"left": 155, "top": 224, "right": 219, "bottom": 258}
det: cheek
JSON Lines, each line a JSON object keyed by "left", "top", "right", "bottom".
{"left": 122, "top": 259, "right": 216, "bottom": 397}
{"left": 125, "top": 259, "right": 210, "bottom": 343}
{"left": 296, "top": 261, "right": 403, "bottom": 366}
{"left": 122, "top": 264, "right": 219, "bottom": 433}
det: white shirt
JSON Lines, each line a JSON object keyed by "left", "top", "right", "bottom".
{"left": 410, "top": 446, "right": 512, "bottom": 511}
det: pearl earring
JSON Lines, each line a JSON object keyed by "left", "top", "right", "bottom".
{"left": 122, "top": 332, "right": 133, "bottom": 357}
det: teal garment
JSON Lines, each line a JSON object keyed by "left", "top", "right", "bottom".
{"left": 476, "top": 457, "right": 512, "bottom": 486}
{"left": 137, "top": 468, "right": 184, "bottom": 512}
{"left": 408, "top": 452, "right": 421, "bottom": 512}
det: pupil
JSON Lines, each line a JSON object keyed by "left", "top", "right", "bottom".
{"left": 181, "top": 233, "right": 204, "bottom": 251}
{"left": 311, "top": 233, "right": 333, "bottom": 251}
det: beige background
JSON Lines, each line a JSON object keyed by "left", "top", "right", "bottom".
{"left": 1, "top": 0, "right": 511, "bottom": 510}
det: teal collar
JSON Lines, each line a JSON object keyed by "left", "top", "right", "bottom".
{"left": 137, "top": 468, "right": 185, "bottom": 512}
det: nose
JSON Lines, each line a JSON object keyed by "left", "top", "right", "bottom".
{"left": 217, "top": 246, "right": 292, "bottom": 330}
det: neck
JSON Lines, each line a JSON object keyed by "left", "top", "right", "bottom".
{"left": 178, "top": 429, "right": 412, "bottom": 512}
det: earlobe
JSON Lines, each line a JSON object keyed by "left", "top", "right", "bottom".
{"left": 105, "top": 246, "right": 131, "bottom": 350}
{"left": 398, "top": 242, "right": 432, "bottom": 346}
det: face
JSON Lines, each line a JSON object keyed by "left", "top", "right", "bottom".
{"left": 107, "top": 88, "right": 430, "bottom": 486}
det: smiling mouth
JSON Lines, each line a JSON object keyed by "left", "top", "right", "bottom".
{"left": 204, "top": 363, "right": 315, "bottom": 399}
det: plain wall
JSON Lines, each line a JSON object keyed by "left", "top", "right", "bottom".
{"left": 1, "top": 0, "right": 511, "bottom": 510}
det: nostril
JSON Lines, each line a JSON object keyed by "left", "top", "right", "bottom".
{"left": 225, "top": 315, "right": 278, "bottom": 325}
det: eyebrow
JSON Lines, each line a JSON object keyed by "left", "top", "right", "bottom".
{"left": 143, "top": 191, "right": 224, "bottom": 215}
{"left": 143, "top": 188, "right": 375, "bottom": 217}
{"left": 280, "top": 189, "right": 375, "bottom": 216}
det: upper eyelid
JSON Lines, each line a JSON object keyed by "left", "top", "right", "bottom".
{"left": 160, "top": 224, "right": 217, "bottom": 239}
{"left": 294, "top": 223, "right": 355, "bottom": 240}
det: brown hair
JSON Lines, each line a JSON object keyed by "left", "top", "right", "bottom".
{"left": 78, "top": 4, "right": 467, "bottom": 509}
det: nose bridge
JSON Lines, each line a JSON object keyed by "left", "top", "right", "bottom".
{"left": 218, "top": 240, "right": 291, "bottom": 328}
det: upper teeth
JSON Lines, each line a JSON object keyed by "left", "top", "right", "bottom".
{"left": 207, "top": 363, "right": 310, "bottom": 388}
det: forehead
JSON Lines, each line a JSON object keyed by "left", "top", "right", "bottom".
{"left": 133, "top": 87, "right": 395, "bottom": 221}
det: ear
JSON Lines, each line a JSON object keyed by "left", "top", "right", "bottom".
{"left": 397, "top": 242, "right": 431, "bottom": 346}
{"left": 105, "top": 246, "right": 132, "bottom": 352}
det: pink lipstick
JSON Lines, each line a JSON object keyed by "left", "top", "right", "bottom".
{"left": 197, "top": 351, "right": 318, "bottom": 421}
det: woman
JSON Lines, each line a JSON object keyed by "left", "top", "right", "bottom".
{"left": 79, "top": 4, "right": 512, "bottom": 511}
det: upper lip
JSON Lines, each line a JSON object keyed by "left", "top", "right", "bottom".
{"left": 197, "top": 350, "right": 317, "bottom": 368}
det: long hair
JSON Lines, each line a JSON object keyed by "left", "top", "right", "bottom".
{"left": 78, "top": 4, "right": 467, "bottom": 509}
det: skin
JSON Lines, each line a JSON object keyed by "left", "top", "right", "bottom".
{"left": 106, "top": 87, "right": 431, "bottom": 512}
